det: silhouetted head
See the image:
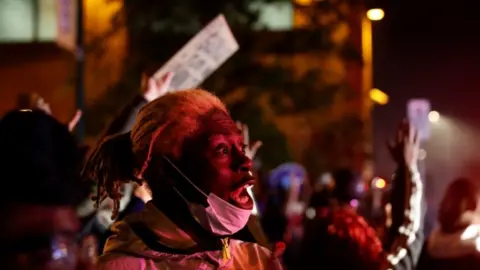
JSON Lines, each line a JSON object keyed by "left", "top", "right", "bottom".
{"left": 438, "top": 177, "right": 480, "bottom": 233}
{"left": 332, "top": 168, "right": 363, "bottom": 207}
{"left": 0, "top": 110, "right": 90, "bottom": 269}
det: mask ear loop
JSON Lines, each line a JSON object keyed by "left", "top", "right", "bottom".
{"left": 162, "top": 156, "right": 208, "bottom": 198}
{"left": 138, "top": 121, "right": 208, "bottom": 199}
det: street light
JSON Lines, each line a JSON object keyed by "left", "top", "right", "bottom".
{"left": 294, "top": 0, "right": 313, "bottom": 6}
{"left": 429, "top": 111, "right": 440, "bottom": 123}
{"left": 362, "top": 8, "right": 385, "bottom": 184}
{"left": 367, "top": 8, "right": 385, "bottom": 21}
{"left": 369, "top": 88, "right": 389, "bottom": 105}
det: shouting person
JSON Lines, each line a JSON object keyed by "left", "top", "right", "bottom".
{"left": 83, "top": 89, "right": 282, "bottom": 269}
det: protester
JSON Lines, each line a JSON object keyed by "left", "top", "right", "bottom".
{"left": 82, "top": 89, "right": 282, "bottom": 269}
{"left": 262, "top": 163, "right": 307, "bottom": 267}
{"left": 16, "top": 92, "right": 83, "bottom": 132}
{"left": 417, "top": 178, "right": 480, "bottom": 269}
{"left": 0, "top": 110, "right": 95, "bottom": 270}
{"left": 297, "top": 121, "right": 424, "bottom": 270}
{"left": 330, "top": 168, "right": 365, "bottom": 209}
{"left": 262, "top": 163, "right": 307, "bottom": 244}
{"left": 103, "top": 70, "right": 173, "bottom": 136}
{"left": 308, "top": 173, "right": 333, "bottom": 209}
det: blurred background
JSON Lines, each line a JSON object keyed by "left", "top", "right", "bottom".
{"left": 1, "top": 0, "right": 480, "bottom": 235}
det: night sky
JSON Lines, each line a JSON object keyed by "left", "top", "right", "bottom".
{"left": 372, "top": 0, "right": 480, "bottom": 225}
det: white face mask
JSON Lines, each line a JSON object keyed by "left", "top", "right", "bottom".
{"left": 163, "top": 157, "right": 252, "bottom": 236}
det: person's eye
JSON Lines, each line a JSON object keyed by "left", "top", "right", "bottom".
{"left": 215, "top": 144, "right": 229, "bottom": 156}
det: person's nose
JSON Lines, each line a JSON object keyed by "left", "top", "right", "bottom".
{"left": 233, "top": 146, "right": 252, "bottom": 172}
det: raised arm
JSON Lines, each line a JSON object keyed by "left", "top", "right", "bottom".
{"left": 382, "top": 121, "right": 425, "bottom": 270}
{"left": 103, "top": 72, "right": 173, "bottom": 136}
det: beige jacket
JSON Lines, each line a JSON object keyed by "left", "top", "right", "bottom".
{"left": 97, "top": 202, "right": 282, "bottom": 270}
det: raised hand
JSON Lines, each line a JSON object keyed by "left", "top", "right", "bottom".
{"left": 388, "top": 120, "right": 420, "bottom": 170}
{"left": 236, "top": 121, "right": 262, "bottom": 160}
{"left": 142, "top": 72, "right": 174, "bottom": 102}
{"left": 35, "top": 97, "right": 52, "bottom": 115}
{"left": 68, "top": 109, "right": 83, "bottom": 132}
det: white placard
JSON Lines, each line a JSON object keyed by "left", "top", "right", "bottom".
{"left": 56, "top": 0, "right": 77, "bottom": 52}
{"left": 407, "top": 99, "right": 431, "bottom": 141}
{"left": 153, "top": 14, "right": 239, "bottom": 92}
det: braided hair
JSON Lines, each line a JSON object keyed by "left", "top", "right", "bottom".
{"left": 82, "top": 89, "right": 227, "bottom": 219}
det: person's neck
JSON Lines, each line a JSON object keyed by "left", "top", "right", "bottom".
{"left": 152, "top": 189, "right": 224, "bottom": 251}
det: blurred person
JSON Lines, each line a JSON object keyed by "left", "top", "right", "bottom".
{"left": 261, "top": 163, "right": 307, "bottom": 267}
{"left": 417, "top": 178, "right": 480, "bottom": 270}
{"left": 297, "top": 121, "right": 424, "bottom": 270}
{"left": 17, "top": 92, "right": 52, "bottom": 114}
{"left": 82, "top": 89, "right": 281, "bottom": 269}
{"left": 262, "top": 163, "right": 308, "bottom": 241}
{"left": 304, "top": 169, "right": 363, "bottom": 228}
{"left": 0, "top": 110, "right": 95, "bottom": 270}
{"left": 331, "top": 168, "right": 365, "bottom": 210}
{"left": 17, "top": 92, "right": 83, "bottom": 132}
{"left": 308, "top": 173, "right": 333, "bottom": 209}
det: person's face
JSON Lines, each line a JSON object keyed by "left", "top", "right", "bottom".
{"left": 181, "top": 111, "right": 255, "bottom": 210}
{"left": 1, "top": 205, "right": 95, "bottom": 270}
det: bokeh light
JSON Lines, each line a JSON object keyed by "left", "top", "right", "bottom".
{"left": 428, "top": 111, "right": 440, "bottom": 123}
{"left": 366, "top": 8, "right": 385, "bottom": 21}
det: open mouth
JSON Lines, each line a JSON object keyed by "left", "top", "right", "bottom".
{"left": 230, "top": 179, "right": 255, "bottom": 209}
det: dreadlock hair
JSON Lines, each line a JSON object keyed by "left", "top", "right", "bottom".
{"left": 82, "top": 89, "right": 227, "bottom": 219}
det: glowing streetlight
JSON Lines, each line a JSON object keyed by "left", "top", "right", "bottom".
{"left": 295, "top": 0, "right": 313, "bottom": 6}
{"left": 367, "top": 8, "right": 385, "bottom": 21}
{"left": 369, "top": 88, "right": 389, "bottom": 105}
{"left": 428, "top": 111, "right": 440, "bottom": 123}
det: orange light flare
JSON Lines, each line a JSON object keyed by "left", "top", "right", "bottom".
{"left": 372, "top": 177, "right": 387, "bottom": 189}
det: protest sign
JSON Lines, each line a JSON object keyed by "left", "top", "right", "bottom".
{"left": 56, "top": 0, "right": 77, "bottom": 52}
{"left": 153, "top": 14, "right": 239, "bottom": 92}
{"left": 407, "top": 98, "right": 431, "bottom": 141}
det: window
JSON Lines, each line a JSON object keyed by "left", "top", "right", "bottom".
{"left": 0, "top": 0, "right": 57, "bottom": 43}
{"left": 250, "top": 1, "right": 293, "bottom": 31}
